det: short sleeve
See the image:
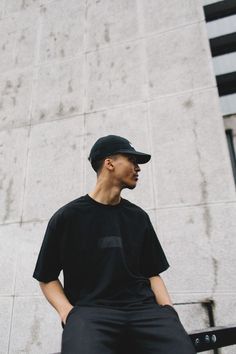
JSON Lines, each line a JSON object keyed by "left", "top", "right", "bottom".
{"left": 33, "top": 211, "right": 63, "bottom": 283}
{"left": 140, "top": 214, "right": 170, "bottom": 278}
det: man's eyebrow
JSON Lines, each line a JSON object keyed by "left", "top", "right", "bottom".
{"left": 127, "top": 155, "right": 137, "bottom": 162}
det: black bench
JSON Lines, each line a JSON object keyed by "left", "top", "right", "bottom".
{"left": 52, "top": 325, "right": 236, "bottom": 353}
{"left": 189, "top": 324, "right": 236, "bottom": 352}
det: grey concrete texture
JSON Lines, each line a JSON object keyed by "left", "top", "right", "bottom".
{"left": 158, "top": 203, "right": 236, "bottom": 294}
{"left": 22, "top": 116, "right": 84, "bottom": 221}
{"left": 31, "top": 57, "right": 85, "bottom": 124}
{"left": 0, "top": 127, "right": 29, "bottom": 223}
{"left": 149, "top": 88, "right": 235, "bottom": 206}
{"left": 0, "top": 297, "right": 13, "bottom": 354}
{"left": 8, "top": 297, "right": 61, "bottom": 353}
{"left": 0, "top": 0, "right": 236, "bottom": 352}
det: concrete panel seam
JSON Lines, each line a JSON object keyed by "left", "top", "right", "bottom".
{"left": 152, "top": 200, "right": 236, "bottom": 210}
{"left": 0, "top": 86, "right": 219, "bottom": 135}
{"left": 83, "top": 19, "right": 207, "bottom": 56}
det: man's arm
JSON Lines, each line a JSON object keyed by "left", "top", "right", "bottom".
{"left": 149, "top": 275, "right": 173, "bottom": 306}
{"left": 39, "top": 279, "right": 73, "bottom": 325}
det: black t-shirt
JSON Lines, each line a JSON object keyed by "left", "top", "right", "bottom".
{"left": 33, "top": 194, "right": 170, "bottom": 307}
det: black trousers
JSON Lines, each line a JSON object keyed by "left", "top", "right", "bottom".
{"left": 61, "top": 301, "right": 196, "bottom": 354}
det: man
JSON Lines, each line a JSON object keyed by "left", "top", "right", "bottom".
{"left": 33, "top": 135, "right": 196, "bottom": 354}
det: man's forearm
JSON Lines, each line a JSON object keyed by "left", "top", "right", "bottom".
{"left": 39, "top": 279, "right": 73, "bottom": 324}
{"left": 149, "top": 275, "right": 173, "bottom": 306}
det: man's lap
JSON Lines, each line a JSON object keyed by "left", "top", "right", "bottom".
{"left": 61, "top": 303, "right": 196, "bottom": 354}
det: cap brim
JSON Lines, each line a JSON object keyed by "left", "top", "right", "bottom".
{"left": 116, "top": 150, "right": 151, "bottom": 164}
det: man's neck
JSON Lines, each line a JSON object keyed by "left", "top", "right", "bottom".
{"left": 88, "top": 186, "right": 121, "bottom": 206}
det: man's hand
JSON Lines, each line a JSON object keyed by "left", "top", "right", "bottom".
{"left": 61, "top": 304, "right": 74, "bottom": 325}
{"left": 149, "top": 275, "right": 173, "bottom": 306}
{"left": 39, "top": 279, "right": 74, "bottom": 324}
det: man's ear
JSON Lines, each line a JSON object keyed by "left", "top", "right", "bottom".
{"left": 104, "top": 157, "right": 115, "bottom": 171}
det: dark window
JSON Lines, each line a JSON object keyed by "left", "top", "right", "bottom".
{"left": 226, "top": 129, "right": 236, "bottom": 184}
{"left": 204, "top": 0, "right": 236, "bottom": 22}
{"left": 210, "top": 33, "right": 236, "bottom": 57}
{"left": 216, "top": 71, "right": 236, "bottom": 96}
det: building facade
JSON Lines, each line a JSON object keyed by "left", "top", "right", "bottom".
{"left": 203, "top": 0, "right": 236, "bottom": 187}
{"left": 0, "top": 0, "right": 235, "bottom": 353}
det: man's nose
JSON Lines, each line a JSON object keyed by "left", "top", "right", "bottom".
{"left": 135, "top": 164, "right": 141, "bottom": 172}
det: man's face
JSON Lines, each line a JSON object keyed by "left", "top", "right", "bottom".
{"left": 109, "top": 154, "right": 141, "bottom": 190}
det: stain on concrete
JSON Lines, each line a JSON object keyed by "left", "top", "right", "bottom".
{"left": 3, "top": 80, "right": 13, "bottom": 95}
{"left": 104, "top": 23, "right": 110, "bottom": 43}
{"left": 211, "top": 256, "right": 218, "bottom": 293}
{"left": 3, "top": 177, "right": 14, "bottom": 221}
{"left": 149, "top": 81, "right": 153, "bottom": 88}
{"left": 203, "top": 206, "right": 212, "bottom": 239}
{"left": 126, "top": 46, "right": 130, "bottom": 50}
{"left": 192, "top": 115, "right": 209, "bottom": 206}
{"left": 60, "top": 49, "right": 65, "bottom": 57}
{"left": 0, "top": 173, "right": 6, "bottom": 190}
{"left": 110, "top": 62, "right": 114, "bottom": 68}
{"left": 17, "top": 77, "right": 22, "bottom": 88}
{"left": 2, "top": 43, "right": 6, "bottom": 51}
{"left": 19, "top": 33, "right": 26, "bottom": 42}
{"left": 21, "top": 0, "right": 26, "bottom": 10}
{"left": 121, "top": 71, "right": 127, "bottom": 84}
{"left": 11, "top": 96, "right": 16, "bottom": 106}
{"left": 6, "top": 80, "right": 13, "bottom": 89}
{"left": 68, "top": 79, "right": 73, "bottom": 93}
{"left": 183, "top": 98, "right": 193, "bottom": 108}
{"left": 89, "top": 100, "right": 94, "bottom": 111}
{"left": 192, "top": 110, "right": 219, "bottom": 295}
{"left": 25, "top": 313, "right": 42, "bottom": 352}
{"left": 40, "top": 111, "right": 45, "bottom": 120}
{"left": 15, "top": 76, "right": 22, "bottom": 94}
{"left": 57, "top": 102, "right": 64, "bottom": 115}
{"left": 49, "top": 31, "right": 57, "bottom": 42}
{"left": 96, "top": 52, "right": 101, "bottom": 67}
{"left": 69, "top": 106, "right": 76, "bottom": 113}
{"left": 187, "top": 216, "right": 194, "bottom": 224}
{"left": 40, "top": 5, "right": 47, "bottom": 13}
{"left": 71, "top": 143, "right": 76, "bottom": 150}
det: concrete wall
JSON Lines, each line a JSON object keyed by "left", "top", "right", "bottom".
{"left": 0, "top": 1, "right": 235, "bottom": 353}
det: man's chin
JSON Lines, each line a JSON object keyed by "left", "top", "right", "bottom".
{"left": 121, "top": 183, "right": 137, "bottom": 190}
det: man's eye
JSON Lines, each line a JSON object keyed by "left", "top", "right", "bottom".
{"left": 128, "top": 156, "right": 136, "bottom": 163}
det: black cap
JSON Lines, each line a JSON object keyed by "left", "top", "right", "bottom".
{"left": 88, "top": 135, "right": 151, "bottom": 171}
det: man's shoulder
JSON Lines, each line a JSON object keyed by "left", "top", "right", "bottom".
{"left": 122, "top": 198, "right": 149, "bottom": 218}
{"left": 49, "top": 194, "right": 89, "bottom": 221}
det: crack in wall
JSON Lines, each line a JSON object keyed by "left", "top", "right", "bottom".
{"left": 192, "top": 108, "right": 218, "bottom": 296}
{"left": 3, "top": 177, "right": 14, "bottom": 222}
